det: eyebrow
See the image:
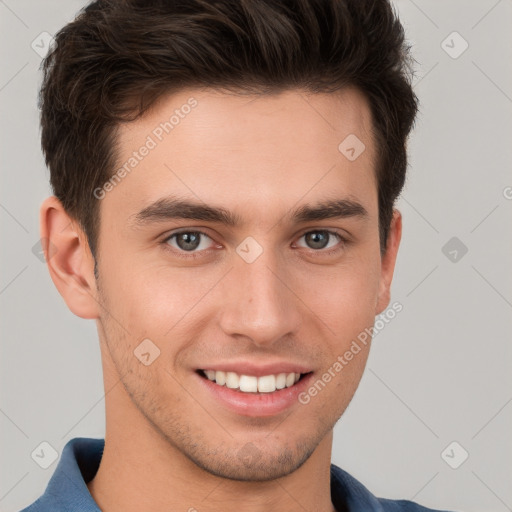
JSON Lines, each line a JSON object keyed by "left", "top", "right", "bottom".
{"left": 130, "top": 195, "right": 368, "bottom": 228}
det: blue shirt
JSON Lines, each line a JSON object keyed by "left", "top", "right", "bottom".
{"left": 19, "top": 437, "right": 455, "bottom": 512}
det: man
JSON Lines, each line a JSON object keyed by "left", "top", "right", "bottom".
{"left": 21, "top": 0, "right": 456, "bottom": 511}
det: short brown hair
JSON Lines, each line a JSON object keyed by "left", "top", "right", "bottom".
{"left": 39, "top": 0, "right": 418, "bottom": 261}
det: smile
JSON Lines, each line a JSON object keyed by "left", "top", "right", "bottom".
{"left": 199, "top": 369, "right": 308, "bottom": 393}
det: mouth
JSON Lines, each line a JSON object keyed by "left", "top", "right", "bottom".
{"left": 197, "top": 369, "right": 312, "bottom": 394}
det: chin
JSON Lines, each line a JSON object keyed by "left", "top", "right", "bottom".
{"left": 174, "top": 434, "right": 320, "bottom": 482}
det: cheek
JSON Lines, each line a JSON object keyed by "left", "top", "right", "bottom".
{"left": 299, "top": 253, "right": 381, "bottom": 340}
{"left": 105, "top": 260, "right": 220, "bottom": 341}
{"left": 100, "top": 228, "right": 382, "bottom": 342}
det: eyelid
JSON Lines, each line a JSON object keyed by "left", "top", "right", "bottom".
{"left": 293, "top": 228, "right": 347, "bottom": 249}
{"left": 165, "top": 229, "right": 216, "bottom": 242}
{"left": 160, "top": 227, "right": 349, "bottom": 258}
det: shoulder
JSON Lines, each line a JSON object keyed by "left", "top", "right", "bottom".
{"left": 17, "top": 495, "right": 52, "bottom": 512}
{"left": 377, "top": 497, "right": 454, "bottom": 511}
{"left": 16, "top": 437, "right": 104, "bottom": 512}
{"left": 330, "top": 464, "right": 457, "bottom": 512}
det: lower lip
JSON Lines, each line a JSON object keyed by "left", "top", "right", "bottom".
{"left": 196, "top": 372, "right": 314, "bottom": 417}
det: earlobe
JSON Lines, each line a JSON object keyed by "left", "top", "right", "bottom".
{"left": 375, "top": 209, "right": 402, "bottom": 315}
{"left": 40, "top": 196, "right": 101, "bottom": 319}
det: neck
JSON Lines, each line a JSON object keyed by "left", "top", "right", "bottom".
{"left": 88, "top": 433, "right": 336, "bottom": 512}
{"left": 87, "top": 387, "right": 336, "bottom": 512}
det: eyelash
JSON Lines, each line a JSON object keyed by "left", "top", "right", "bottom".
{"left": 160, "top": 229, "right": 348, "bottom": 259}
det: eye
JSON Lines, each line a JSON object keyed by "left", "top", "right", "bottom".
{"left": 163, "top": 230, "right": 215, "bottom": 253}
{"left": 295, "top": 230, "right": 344, "bottom": 251}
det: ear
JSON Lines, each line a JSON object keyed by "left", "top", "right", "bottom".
{"left": 375, "top": 209, "right": 402, "bottom": 315}
{"left": 40, "top": 196, "right": 101, "bottom": 319}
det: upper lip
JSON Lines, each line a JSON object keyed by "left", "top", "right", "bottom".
{"left": 198, "top": 361, "right": 313, "bottom": 377}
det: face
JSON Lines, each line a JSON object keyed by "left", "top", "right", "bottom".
{"left": 89, "top": 87, "right": 398, "bottom": 481}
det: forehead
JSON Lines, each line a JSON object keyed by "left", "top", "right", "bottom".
{"left": 105, "top": 87, "right": 377, "bottom": 224}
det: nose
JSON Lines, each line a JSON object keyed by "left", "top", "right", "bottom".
{"left": 217, "top": 247, "right": 302, "bottom": 347}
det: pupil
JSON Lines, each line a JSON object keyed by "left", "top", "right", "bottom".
{"left": 306, "top": 231, "right": 328, "bottom": 249}
{"left": 177, "top": 232, "right": 200, "bottom": 251}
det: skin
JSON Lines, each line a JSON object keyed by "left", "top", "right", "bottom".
{"left": 41, "top": 87, "right": 402, "bottom": 512}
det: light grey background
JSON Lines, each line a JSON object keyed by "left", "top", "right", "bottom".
{"left": 1, "top": 1, "right": 511, "bottom": 511}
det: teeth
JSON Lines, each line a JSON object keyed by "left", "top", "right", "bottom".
{"left": 257, "top": 375, "right": 275, "bottom": 393}
{"left": 275, "top": 373, "right": 287, "bottom": 389}
{"left": 204, "top": 370, "right": 216, "bottom": 380}
{"left": 240, "top": 375, "right": 258, "bottom": 392}
{"left": 203, "top": 370, "right": 303, "bottom": 393}
{"left": 225, "top": 371, "right": 239, "bottom": 389}
{"left": 285, "top": 373, "right": 295, "bottom": 387}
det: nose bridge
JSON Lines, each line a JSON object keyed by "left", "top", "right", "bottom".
{"left": 218, "top": 244, "right": 301, "bottom": 345}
